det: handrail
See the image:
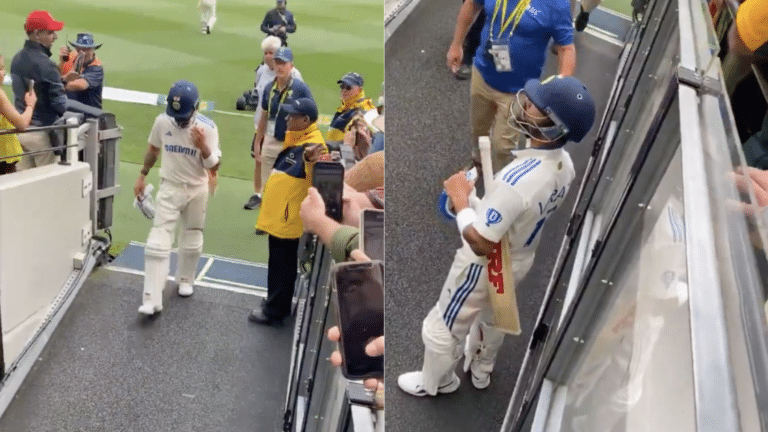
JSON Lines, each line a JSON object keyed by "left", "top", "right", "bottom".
{"left": 0, "top": 123, "right": 79, "bottom": 136}
{"left": 0, "top": 123, "right": 82, "bottom": 164}
{"left": 0, "top": 144, "right": 80, "bottom": 162}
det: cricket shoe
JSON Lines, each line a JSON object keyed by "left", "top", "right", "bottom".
{"left": 138, "top": 302, "right": 162, "bottom": 316}
{"left": 178, "top": 282, "right": 194, "bottom": 297}
{"left": 397, "top": 371, "right": 460, "bottom": 397}
{"left": 469, "top": 369, "right": 491, "bottom": 389}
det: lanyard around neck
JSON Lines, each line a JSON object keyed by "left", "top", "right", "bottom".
{"left": 490, "top": 0, "right": 532, "bottom": 41}
{"left": 268, "top": 78, "right": 292, "bottom": 118}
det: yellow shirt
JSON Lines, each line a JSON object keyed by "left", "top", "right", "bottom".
{"left": 0, "top": 114, "right": 23, "bottom": 165}
{"left": 257, "top": 123, "right": 328, "bottom": 239}
{"left": 737, "top": 0, "right": 768, "bottom": 52}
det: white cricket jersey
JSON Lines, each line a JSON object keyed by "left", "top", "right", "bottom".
{"left": 473, "top": 147, "right": 576, "bottom": 261}
{"left": 253, "top": 65, "right": 304, "bottom": 129}
{"left": 148, "top": 113, "right": 221, "bottom": 186}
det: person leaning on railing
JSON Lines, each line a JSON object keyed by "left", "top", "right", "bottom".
{"left": 0, "top": 54, "right": 37, "bottom": 175}
{"left": 11, "top": 10, "right": 68, "bottom": 170}
{"left": 727, "top": 0, "right": 768, "bottom": 167}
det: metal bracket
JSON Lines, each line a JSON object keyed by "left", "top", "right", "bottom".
{"left": 98, "top": 128, "right": 122, "bottom": 141}
{"left": 676, "top": 65, "right": 720, "bottom": 94}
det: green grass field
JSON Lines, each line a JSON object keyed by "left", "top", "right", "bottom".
{"left": 1, "top": 0, "right": 383, "bottom": 262}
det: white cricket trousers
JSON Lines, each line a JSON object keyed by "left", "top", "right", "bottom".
{"left": 420, "top": 240, "right": 533, "bottom": 395}
{"left": 142, "top": 178, "right": 209, "bottom": 308}
{"left": 200, "top": 0, "right": 217, "bottom": 30}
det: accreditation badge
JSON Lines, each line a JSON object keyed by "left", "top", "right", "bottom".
{"left": 266, "top": 120, "right": 276, "bottom": 137}
{"left": 489, "top": 38, "right": 513, "bottom": 72}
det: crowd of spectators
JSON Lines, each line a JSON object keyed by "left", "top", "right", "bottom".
{"left": 0, "top": 10, "right": 105, "bottom": 172}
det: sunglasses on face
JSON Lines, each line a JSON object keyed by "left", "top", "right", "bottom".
{"left": 340, "top": 84, "right": 352, "bottom": 91}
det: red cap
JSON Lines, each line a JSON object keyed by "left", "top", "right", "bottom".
{"left": 24, "top": 10, "right": 64, "bottom": 32}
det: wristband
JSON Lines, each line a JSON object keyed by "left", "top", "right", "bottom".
{"left": 202, "top": 153, "right": 219, "bottom": 169}
{"left": 456, "top": 208, "right": 477, "bottom": 235}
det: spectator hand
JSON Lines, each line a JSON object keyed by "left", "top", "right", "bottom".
{"left": 304, "top": 143, "right": 326, "bottom": 163}
{"left": 58, "top": 46, "right": 70, "bottom": 61}
{"left": 729, "top": 167, "right": 768, "bottom": 216}
{"left": 24, "top": 87, "right": 37, "bottom": 108}
{"left": 299, "top": 187, "right": 328, "bottom": 234}
{"left": 446, "top": 43, "right": 463, "bottom": 74}
{"left": 349, "top": 249, "right": 371, "bottom": 262}
{"left": 444, "top": 171, "right": 475, "bottom": 210}
{"left": 62, "top": 71, "right": 81, "bottom": 83}
{"left": 327, "top": 326, "right": 383, "bottom": 392}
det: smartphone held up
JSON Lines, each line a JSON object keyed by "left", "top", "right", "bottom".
{"left": 312, "top": 161, "right": 344, "bottom": 222}
{"left": 332, "top": 260, "right": 384, "bottom": 380}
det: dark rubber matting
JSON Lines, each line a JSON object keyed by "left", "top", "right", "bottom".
{"left": 0, "top": 268, "right": 292, "bottom": 432}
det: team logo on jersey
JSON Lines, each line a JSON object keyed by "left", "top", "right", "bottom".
{"left": 172, "top": 96, "right": 181, "bottom": 111}
{"left": 486, "top": 208, "right": 502, "bottom": 227}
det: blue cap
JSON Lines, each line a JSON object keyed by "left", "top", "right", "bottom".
{"left": 69, "top": 33, "right": 102, "bottom": 49}
{"left": 338, "top": 72, "right": 364, "bottom": 88}
{"left": 524, "top": 76, "right": 596, "bottom": 143}
{"left": 280, "top": 97, "right": 318, "bottom": 122}
{"left": 274, "top": 47, "right": 293, "bottom": 63}
{"left": 166, "top": 80, "right": 200, "bottom": 120}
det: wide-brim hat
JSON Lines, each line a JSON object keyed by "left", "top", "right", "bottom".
{"left": 69, "top": 33, "right": 102, "bottom": 49}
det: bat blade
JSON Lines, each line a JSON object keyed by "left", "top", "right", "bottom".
{"left": 478, "top": 136, "right": 522, "bottom": 335}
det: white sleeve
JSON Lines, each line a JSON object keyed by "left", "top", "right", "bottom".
{"left": 472, "top": 184, "right": 527, "bottom": 244}
{"left": 147, "top": 115, "right": 163, "bottom": 148}
{"left": 203, "top": 123, "right": 221, "bottom": 167}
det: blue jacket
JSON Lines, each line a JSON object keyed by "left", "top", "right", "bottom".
{"left": 261, "top": 8, "right": 296, "bottom": 44}
{"left": 260, "top": 78, "right": 313, "bottom": 142}
{"left": 10, "top": 40, "right": 67, "bottom": 126}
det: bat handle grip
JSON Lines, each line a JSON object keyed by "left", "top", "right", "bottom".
{"left": 478, "top": 136, "right": 494, "bottom": 194}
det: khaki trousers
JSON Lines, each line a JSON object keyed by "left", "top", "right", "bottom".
{"left": 17, "top": 130, "right": 58, "bottom": 170}
{"left": 470, "top": 66, "right": 525, "bottom": 173}
{"left": 260, "top": 134, "right": 284, "bottom": 194}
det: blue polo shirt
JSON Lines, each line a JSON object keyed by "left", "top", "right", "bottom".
{"left": 472, "top": 0, "right": 572, "bottom": 93}
{"left": 260, "top": 78, "right": 313, "bottom": 142}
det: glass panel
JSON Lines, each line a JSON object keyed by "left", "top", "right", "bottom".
{"left": 592, "top": 9, "right": 680, "bottom": 237}
{"left": 699, "top": 88, "right": 768, "bottom": 428}
{"left": 559, "top": 146, "right": 695, "bottom": 432}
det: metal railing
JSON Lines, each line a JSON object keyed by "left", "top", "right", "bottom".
{"left": 0, "top": 123, "right": 81, "bottom": 163}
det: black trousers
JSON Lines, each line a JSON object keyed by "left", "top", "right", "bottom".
{"left": 463, "top": 0, "right": 486, "bottom": 65}
{"left": 262, "top": 235, "right": 300, "bottom": 319}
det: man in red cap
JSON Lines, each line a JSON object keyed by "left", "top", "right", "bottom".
{"left": 10, "top": 10, "right": 67, "bottom": 170}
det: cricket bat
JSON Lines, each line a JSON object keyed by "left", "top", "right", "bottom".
{"left": 479, "top": 136, "right": 522, "bottom": 335}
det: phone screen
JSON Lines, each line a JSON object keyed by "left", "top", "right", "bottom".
{"left": 312, "top": 162, "right": 344, "bottom": 222}
{"left": 360, "top": 209, "right": 384, "bottom": 262}
{"left": 334, "top": 261, "right": 384, "bottom": 380}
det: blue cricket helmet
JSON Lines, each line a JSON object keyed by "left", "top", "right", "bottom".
{"left": 166, "top": 80, "right": 200, "bottom": 120}
{"left": 524, "top": 76, "right": 596, "bottom": 143}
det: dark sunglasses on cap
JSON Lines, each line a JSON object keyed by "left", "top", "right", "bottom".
{"left": 340, "top": 84, "right": 353, "bottom": 91}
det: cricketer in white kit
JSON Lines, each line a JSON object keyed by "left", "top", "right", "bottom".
{"left": 134, "top": 80, "right": 221, "bottom": 316}
{"left": 398, "top": 76, "right": 596, "bottom": 397}
{"left": 198, "top": 0, "right": 217, "bottom": 34}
